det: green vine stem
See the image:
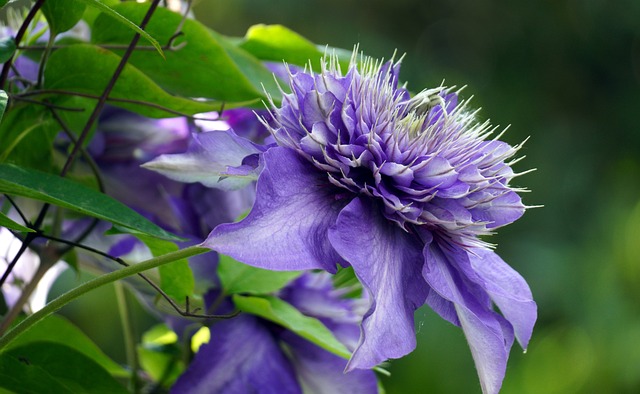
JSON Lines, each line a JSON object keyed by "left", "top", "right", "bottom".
{"left": 114, "top": 282, "right": 140, "bottom": 393}
{"left": 0, "top": 245, "right": 209, "bottom": 350}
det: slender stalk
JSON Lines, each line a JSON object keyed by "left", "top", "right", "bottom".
{"left": 0, "top": 233, "right": 36, "bottom": 287}
{"left": 115, "top": 282, "right": 140, "bottom": 394}
{"left": 36, "top": 33, "right": 56, "bottom": 88}
{"left": 0, "top": 0, "right": 47, "bottom": 90}
{"left": 17, "top": 89, "right": 228, "bottom": 119}
{"left": 0, "top": 245, "right": 209, "bottom": 350}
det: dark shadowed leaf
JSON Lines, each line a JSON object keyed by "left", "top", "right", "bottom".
{"left": 0, "top": 342, "right": 128, "bottom": 393}
{"left": 0, "top": 164, "right": 180, "bottom": 240}
{"left": 3, "top": 314, "right": 126, "bottom": 377}
{"left": 0, "top": 353, "right": 74, "bottom": 393}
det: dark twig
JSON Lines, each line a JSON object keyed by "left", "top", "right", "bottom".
{"left": 3, "top": 195, "right": 31, "bottom": 228}
{"left": 15, "top": 89, "right": 228, "bottom": 120}
{"left": 10, "top": 95, "right": 86, "bottom": 112}
{"left": 39, "top": 233, "right": 239, "bottom": 320}
{"left": 16, "top": 31, "right": 188, "bottom": 53}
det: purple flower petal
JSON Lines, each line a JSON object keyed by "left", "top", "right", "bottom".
{"left": 204, "top": 147, "right": 347, "bottom": 272}
{"left": 468, "top": 248, "right": 537, "bottom": 349}
{"left": 328, "top": 197, "right": 429, "bottom": 370}
{"left": 143, "top": 129, "right": 262, "bottom": 190}
{"left": 281, "top": 332, "right": 379, "bottom": 394}
{"left": 171, "top": 315, "right": 300, "bottom": 394}
{"left": 423, "top": 240, "right": 513, "bottom": 394}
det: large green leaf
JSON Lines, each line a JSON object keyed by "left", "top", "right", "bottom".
{"left": 232, "top": 294, "right": 351, "bottom": 359}
{"left": 76, "top": 0, "right": 162, "bottom": 56}
{"left": 0, "top": 211, "right": 34, "bottom": 233}
{"left": 219, "top": 254, "right": 302, "bottom": 295}
{"left": 0, "top": 342, "right": 128, "bottom": 393}
{"left": 0, "top": 163, "right": 180, "bottom": 241}
{"left": 44, "top": 44, "right": 222, "bottom": 118}
{"left": 0, "top": 103, "right": 58, "bottom": 171}
{"left": 239, "top": 24, "right": 324, "bottom": 68}
{"left": 91, "top": 4, "right": 280, "bottom": 103}
{"left": 137, "top": 235, "right": 194, "bottom": 301}
{"left": 239, "top": 24, "right": 354, "bottom": 70}
{"left": 42, "top": 0, "right": 87, "bottom": 35}
{"left": 2, "top": 315, "right": 126, "bottom": 377}
{"left": 0, "top": 353, "right": 74, "bottom": 393}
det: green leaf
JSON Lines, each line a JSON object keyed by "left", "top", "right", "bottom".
{"left": 2, "top": 314, "right": 126, "bottom": 377}
{"left": 0, "top": 342, "right": 128, "bottom": 393}
{"left": 0, "top": 211, "right": 33, "bottom": 233}
{"left": 43, "top": 44, "right": 222, "bottom": 118}
{"left": 0, "top": 163, "right": 180, "bottom": 241}
{"left": 137, "top": 235, "right": 194, "bottom": 300}
{"left": 42, "top": 0, "right": 87, "bottom": 35}
{"left": 141, "top": 323, "right": 178, "bottom": 346}
{"left": 239, "top": 24, "right": 353, "bottom": 70}
{"left": 91, "top": 4, "right": 280, "bottom": 103}
{"left": 0, "top": 38, "right": 16, "bottom": 64}
{"left": 0, "top": 0, "right": 9, "bottom": 9}
{"left": 219, "top": 254, "right": 302, "bottom": 295}
{"left": 232, "top": 294, "right": 351, "bottom": 359}
{"left": 240, "top": 24, "right": 323, "bottom": 68}
{"left": 75, "top": 0, "right": 163, "bottom": 56}
{"left": 0, "top": 103, "right": 58, "bottom": 171}
{"left": 137, "top": 324, "right": 184, "bottom": 386}
{"left": 0, "top": 353, "right": 74, "bottom": 393}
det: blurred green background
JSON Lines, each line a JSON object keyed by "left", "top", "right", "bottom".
{"left": 49, "top": 0, "right": 640, "bottom": 393}
{"left": 192, "top": 0, "right": 640, "bottom": 392}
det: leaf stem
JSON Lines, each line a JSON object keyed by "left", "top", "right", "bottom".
{"left": 0, "top": 245, "right": 209, "bottom": 350}
{"left": 115, "top": 282, "right": 140, "bottom": 394}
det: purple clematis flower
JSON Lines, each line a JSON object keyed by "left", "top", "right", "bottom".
{"left": 195, "top": 54, "right": 536, "bottom": 394}
{"left": 171, "top": 272, "right": 378, "bottom": 394}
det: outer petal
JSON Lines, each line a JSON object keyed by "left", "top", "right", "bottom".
{"left": 281, "top": 332, "right": 379, "bottom": 394}
{"left": 328, "top": 197, "right": 429, "bottom": 370}
{"left": 171, "top": 315, "right": 300, "bottom": 394}
{"left": 205, "top": 147, "right": 346, "bottom": 272}
{"left": 468, "top": 248, "right": 537, "bottom": 349}
{"left": 423, "top": 240, "right": 512, "bottom": 394}
{"left": 142, "top": 129, "right": 262, "bottom": 190}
